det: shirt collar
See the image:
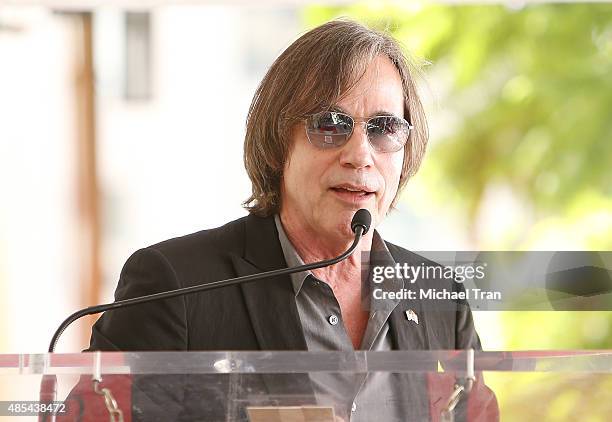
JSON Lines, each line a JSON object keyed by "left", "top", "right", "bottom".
{"left": 274, "top": 214, "right": 311, "bottom": 296}
{"left": 273, "top": 213, "right": 399, "bottom": 297}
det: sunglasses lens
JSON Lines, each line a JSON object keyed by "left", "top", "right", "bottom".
{"left": 306, "top": 112, "right": 353, "bottom": 148}
{"left": 367, "top": 116, "right": 410, "bottom": 152}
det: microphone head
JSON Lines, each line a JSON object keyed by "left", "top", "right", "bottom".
{"left": 351, "top": 209, "right": 372, "bottom": 235}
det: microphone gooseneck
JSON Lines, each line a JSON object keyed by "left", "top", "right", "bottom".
{"left": 48, "top": 209, "right": 373, "bottom": 352}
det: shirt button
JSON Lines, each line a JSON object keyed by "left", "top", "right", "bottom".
{"left": 351, "top": 402, "right": 357, "bottom": 412}
{"left": 328, "top": 314, "right": 339, "bottom": 325}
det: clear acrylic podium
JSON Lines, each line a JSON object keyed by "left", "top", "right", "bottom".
{"left": 1, "top": 350, "right": 611, "bottom": 421}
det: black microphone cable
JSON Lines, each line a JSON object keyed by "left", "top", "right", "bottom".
{"left": 48, "top": 208, "right": 372, "bottom": 353}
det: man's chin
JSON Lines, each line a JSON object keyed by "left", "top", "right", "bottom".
{"left": 328, "top": 208, "right": 371, "bottom": 238}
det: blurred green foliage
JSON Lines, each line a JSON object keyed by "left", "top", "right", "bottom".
{"left": 303, "top": 2, "right": 612, "bottom": 248}
{"left": 304, "top": 3, "right": 612, "bottom": 420}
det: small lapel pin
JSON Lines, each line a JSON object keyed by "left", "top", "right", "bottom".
{"left": 405, "top": 309, "right": 419, "bottom": 325}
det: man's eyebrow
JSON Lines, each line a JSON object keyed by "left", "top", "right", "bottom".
{"left": 370, "top": 110, "right": 397, "bottom": 117}
{"left": 329, "top": 105, "right": 399, "bottom": 118}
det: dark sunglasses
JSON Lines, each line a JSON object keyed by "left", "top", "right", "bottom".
{"left": 305, "top": 111, "right": 413, "bottom": 153}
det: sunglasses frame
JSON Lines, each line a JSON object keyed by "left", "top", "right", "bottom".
{"left": 304, "top": 110, "right": 414, "bottom": 153}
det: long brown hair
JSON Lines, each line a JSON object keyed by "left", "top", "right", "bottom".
{"left": 243, "top": 19, "right": 428, "bottom": 216}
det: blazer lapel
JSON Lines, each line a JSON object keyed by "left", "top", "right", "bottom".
{"left": 389, "top": 299, "right": 430, "bottom": 350}
{"left": 386, "top": 243, "right": 431, "bottom": 351}
{"left": 231, "top": 214, "right": 308, "bottom": 351}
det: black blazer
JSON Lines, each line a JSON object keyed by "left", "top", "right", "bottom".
{"left": 77, "top": 214, "right": 495, "bottom": 421}
{"left": 89, "top": 213, "right": 481, "bottom": 352}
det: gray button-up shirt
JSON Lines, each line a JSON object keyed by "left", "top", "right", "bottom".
{"left": 274, "top": 214, "right": 406, "bottom": 421}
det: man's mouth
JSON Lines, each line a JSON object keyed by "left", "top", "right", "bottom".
{"left": 331, "top": 187, "right": 373, "bottom": 196}
{"left": 330, "top": 184, "right": 376, "bottom": 200}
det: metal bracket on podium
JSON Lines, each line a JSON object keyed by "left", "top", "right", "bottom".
{"left": 440, "top": 348, "right": 476, "bottom": 422}
{"left": 91, "top": 351, "right": 124, "bottom": 422}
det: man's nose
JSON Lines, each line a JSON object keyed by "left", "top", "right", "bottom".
{"left": 339, "top": 123, "right": 374, "bottom": 169}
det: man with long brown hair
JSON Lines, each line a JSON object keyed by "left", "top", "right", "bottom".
{"left": 85, "top": 19, "right": 493, "bottom": 421}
